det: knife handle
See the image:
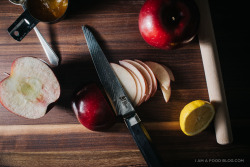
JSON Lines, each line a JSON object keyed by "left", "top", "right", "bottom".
{"left": 125, "top": 114, "right": 164, "bottom": 167}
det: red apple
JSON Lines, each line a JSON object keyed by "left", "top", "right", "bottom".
{"left": 139, "top": 0, "right": 200, "bottom": 49}
{"left": 0, "top": 57, "right": 60, "bottom": 119}
{"left": 72, "top": 83, "right": 116, "bottom": 131}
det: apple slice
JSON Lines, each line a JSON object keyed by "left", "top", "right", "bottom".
{"left": 119, "top": 60, "right": 147, "bottom": 104}
{"left": 129, "top": 70, "right": 143, "bottom": 106}
{"left": 123, "top": 60, "right": 152, "bottom": 101}
{"left": 162, "top": 64, "right": 175, "bottom": 81}
{"left": 0, "top": 57, "right": 60, "bottom": 119}
{"left": 160, "top": 85, "right": 171, "bottom": 103}
{"left": 144, "top": 61, "right": 170, "bottom": 90}
{"left": 110, "top": 63, "right": 137, "bottom": 103}
{"left": 135, "top": 59, "right": 157, "bottom": 97}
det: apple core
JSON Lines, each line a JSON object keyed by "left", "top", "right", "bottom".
{"left": 18, "top": 78, "right": 42, "bottom": 101}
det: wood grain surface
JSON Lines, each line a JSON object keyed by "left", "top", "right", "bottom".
{"left": 0, "top": 0, "right": 250, "bottom": 166}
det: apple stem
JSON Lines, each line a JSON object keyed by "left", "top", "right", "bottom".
{"left": 3, "top": 72, "right": 10, "bottom": 76}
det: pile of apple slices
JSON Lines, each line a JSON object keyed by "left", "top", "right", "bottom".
{"left": 110, "top": 60, "right": 174, "bottom": 106}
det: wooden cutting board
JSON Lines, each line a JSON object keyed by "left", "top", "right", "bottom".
{"left": 0, "top": 0, "right": 249, "bottom": 166}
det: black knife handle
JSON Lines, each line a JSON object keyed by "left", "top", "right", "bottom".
{"left": 125, "top": 114, "right": 164, "bottom": 167}
{"left": 8, "top": 10, "right": 39, "bottom": 41}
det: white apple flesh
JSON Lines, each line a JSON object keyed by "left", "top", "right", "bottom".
{"left": 0, "top": 57, "right": 60, "bottom": 119}
{"left": 161, "top": 85, "right": 171, "bottom": 103}
{"left": 110, "top": 63, "right": 137, "bottom": 104}
{"left": 119, "top": 60, "right": 147, "bottom": 103}
{"left": 123, "top": 60, "right": 153, "bottom": 101}
{"left": 144, "top": 61, "right": 171, "bottom": 90}
{"left": 129, "top": 70, "right": 143, "bottom": 106}
{"left": 162, "top": 64, "right": 175, "bottom": 81}
{"left": 135, "top": 59, "right": 158, "bottom": 97}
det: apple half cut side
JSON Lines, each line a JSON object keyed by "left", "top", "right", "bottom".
{"left": 110, "top": 63, "right": 137, "bottom": 104}
{"left": 135, "top": 59, "right": 158, "bottom": 97}
{"left": 144, "top": 61, "right": 171, "bottom": 90}
{"left": 0, "top": 57, "right": 60, "bottom": 119}
{"left": 123, "top": 59, "right": 153, "bottom": 101}
{"left": 119, "top": 60, "right": 148, "bottom": 103}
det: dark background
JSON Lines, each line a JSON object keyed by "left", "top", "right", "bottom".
{"left": 210, "top": 0, "right": 250, "bottom": 120}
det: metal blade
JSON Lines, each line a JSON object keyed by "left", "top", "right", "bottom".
{"left": 82, "top": 26, "right": 135, "bottom": 117}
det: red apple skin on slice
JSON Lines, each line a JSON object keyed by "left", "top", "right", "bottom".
{"left": 119, "top": 60, "right": 147, "bottom": 104}
{"left": 135, "top": 59, "right": 157, "bottom": 97}
{"left": 144, "top": 61, "right": 170, "bottom": 90}
{"left": 161, "top": 85, "right": 171, "bottom": 103}
{"left": 0, "top": 57, "right": 60, "bottom": 119}
{"left": 123, "top": 60, "right": 153, "bottom": 101}
{"left": 110, "top": 63, "right": 137, "bottom": 104}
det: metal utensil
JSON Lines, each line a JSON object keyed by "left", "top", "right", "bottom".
{"left": 9, "top": 0, "right": 59, "bottom": 66}
{"left": 82, "top": 26, "right": 163, "bottom": 167}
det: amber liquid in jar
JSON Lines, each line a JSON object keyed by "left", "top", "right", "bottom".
{"left": 27, "top": 0, "right": 68, "bottom": 22}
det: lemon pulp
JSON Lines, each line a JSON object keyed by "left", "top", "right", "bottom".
{"left": 180, "top": 100, "right": 215, "bottom": 136}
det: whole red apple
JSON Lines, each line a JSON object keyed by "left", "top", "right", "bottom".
{"left": 139, "top": 0, "right": 200, "bottom": 49}
{"left": 72, "top": 83, "right": 116, "bottom": 131}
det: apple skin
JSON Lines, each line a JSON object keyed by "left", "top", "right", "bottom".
{"left": 139, "top": 0, "right": 200, "bottom": 49}
{"left": 72, "top": 83, "right": 116, "bottom": 131}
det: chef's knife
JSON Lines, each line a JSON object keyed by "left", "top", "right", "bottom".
{"left": 82, "top": 26, "right": 163, "bottom": 167}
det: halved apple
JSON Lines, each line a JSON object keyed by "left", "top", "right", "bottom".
{"left": 119, "top": 60, "right": 147, "bottom": 103}
{"left": 135, "top": 59, "right": 157, "bottom": 97}
{"left": 0, "top": 57, "right": 60, "bottom": 119}
{"left": 144, "top": 61, "right": 170, "bottom": 90}
{"left": 123, "top": 60, "right": 152, "bottom": 101}
{"left": 110, "top": 63, "right": 137, "bottom": 104}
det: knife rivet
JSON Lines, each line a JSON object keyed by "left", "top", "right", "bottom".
{"left": 119, "top": 96, "right": 129, "bottom": 107}
{"left": 119, "top": 96, "right": 127, "bottom": 101}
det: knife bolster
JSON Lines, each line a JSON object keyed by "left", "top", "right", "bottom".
{"left": 126, "top": 113, "right": 141, "bottom": 126}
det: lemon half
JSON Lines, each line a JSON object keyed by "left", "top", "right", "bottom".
{"left": 180, "top": 100, "right": 215, "bottom": 136}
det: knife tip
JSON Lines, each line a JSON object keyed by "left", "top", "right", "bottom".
{"left": 82, "top": 26, "right": 91, "bottom": 36}
{"left": 82, "top": 25, "right": 89, "bottom": 30}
